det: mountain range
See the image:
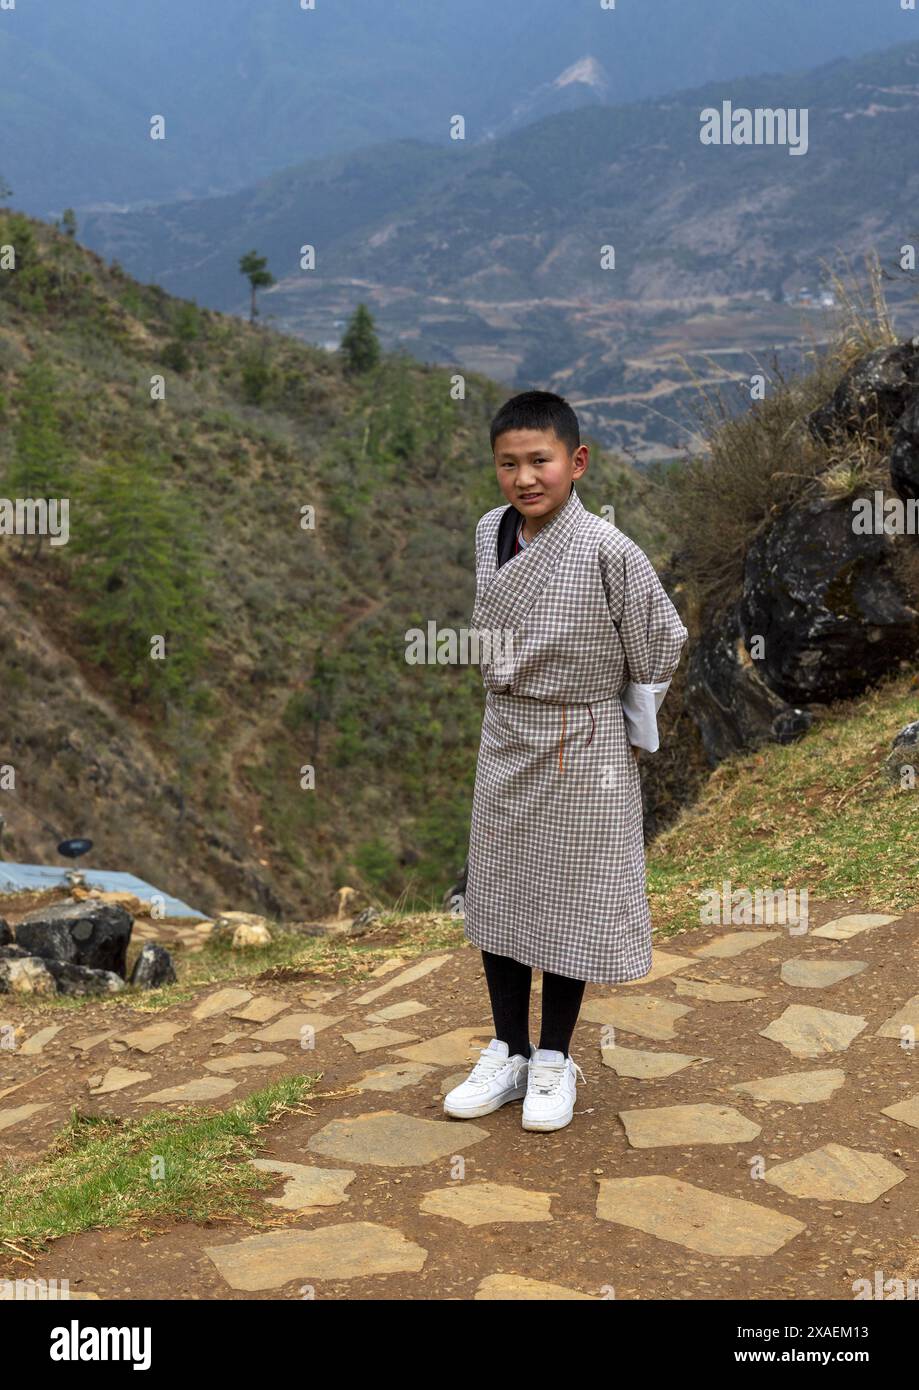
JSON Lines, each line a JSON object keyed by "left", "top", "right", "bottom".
{"left": 0, "top": 0, "right": 908, "bottom": 216}
{"left": 75, "top": 39, "right": 919, "bottom": 462}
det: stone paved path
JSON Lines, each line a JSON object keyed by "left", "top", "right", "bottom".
{"left": 3, "top": 899, "right": 918, "bottom": 1300}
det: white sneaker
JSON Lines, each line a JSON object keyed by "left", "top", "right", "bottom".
{"left": 522, "top": 1047, "right": 585, "bottom": 1132}
{"left": 443, "top": 1038, "right": 531, "bottom": 1119}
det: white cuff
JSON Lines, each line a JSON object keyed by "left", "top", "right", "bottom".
{"left": 621, "top": 679, "right": 672, "bottom": 753}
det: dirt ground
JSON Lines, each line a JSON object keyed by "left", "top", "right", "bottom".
{"left": 2, "top": 896, "right": 917, "bottom": 1301}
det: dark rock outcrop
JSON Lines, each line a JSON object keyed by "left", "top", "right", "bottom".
{"left": 15, "top": 899, "right": 133, "bottom": 977}
{"left": 889, "top": 397, "right": 919, "bottom": 503}
{"left": 0, "top": 920, "right": 11, "bottom": 947}
{"left": 807, "top": 342, "right": 919, "bottom": 443}
{"left": 129, "top": 942, "right": 176, "bottom": 989}
{"left": 740, "top": 493, "right": 919, "bottom": 705}
{"left": 686, "top": 601, "right": 813, "bottom": 765}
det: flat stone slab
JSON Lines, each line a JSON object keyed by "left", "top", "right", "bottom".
{"left": 248, "top": 1160, "right": 355, "bottom": 1212}
{"left": 204, "top": 1051, "right": 287, "bottom": 1072}
{"left": 420, "top": 1181, "right": 554, "bottom": 1226}
{"left": 619, "top": 1103, "right": 761, "bottom": 1148}
{"left": 393, "top": 1027, "right": 494, "bottom": 1066}
{"left": 191, "top": 988, "right": 253, "bottom": 1020}
{"left": 620, "top": 950, "right": 697, "bottom": 985}
{"left": 250, "top": 1012, "right": 345, "bottom": 1043}
{"left": 307, "top": 1109, "right": 489, "bottom": 1167}
{"left": 597, "top": 1175, "right": 805, "bottom": 1256}
{"left": 880, "top": 1095, "right": 919, "bottom": 1129}
{"left": 810, "top": 913, "right": 898, "bottom": 940}
{"left": 229, "top": 997, "right": 290, "bottom": 1023}
{"left": 342, "top": 1026, "right": 420, "bottom": 1054}
{"left": 0, "top": 1103, "right": 51, "bottom": 1131}
{"left": 299, "top": 988, "right": 343, "bottom": 1007}
{"left": 764, "top": 1144, "right": 907, "bottom": 1202}
{"left": 600, "top": 1045, "right": 710, "bottom": 1079}
{"left": 369, "top": 957, "right": 408, "bottom": 977}
{"left": 759, "top": 1005, "right": 867, "bottom": 1057}
{"left": 20, "top": 1025, "right": 63, "bottom": 1055}
{"left": 875, "top": 994, "right": 919, "bottom": 1039}
{"left": 730, "top": 1069, "right": 846, "bottom": 1104}
{"left": 365, "top": 1000, "right": 429, "bottom": 1022}
{"left": 580, "top": 994, "right": 692, "bottom": 1041}
{"left": 354, "top": 1061, "right": 436, "bottom": 1092}
{"left": 71, "top": 1030, "right": 116, "bottom": 1053}
{"left": 780, "top": 959, "right": 868, "bottom": 988}
{"left": 204, "top": 1222, "right": 427, "bottom": 1290}
{"left": 115, "top": 1022, "right": 186, "bottom": 1053}
{"left": 673, "top": 978, "right": 766, "bottom": 1002}
{"left": 89, "top": 1067, "right": 152, "bottom": 1095}
{"left": 355, "top": 954, "right": 451, "bottom": 1005}
{"left": 692, "top": 931, "right": 781, "bottom": 958}
{"left": 140, "top": 1077, "right": 238, "bottom": 1103}
{"left": 474, "top": 1274, "right": 595, "bottom": 1300}
{"left": 437, "top": 1071, "right": 471, "bottom": 1096}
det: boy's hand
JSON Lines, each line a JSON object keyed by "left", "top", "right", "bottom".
{"left": 631, "top": 745, "right": 641, "bottom": 761}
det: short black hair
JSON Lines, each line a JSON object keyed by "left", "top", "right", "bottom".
{"left": 490, "top": 390, "right": 580, "bottom": 457}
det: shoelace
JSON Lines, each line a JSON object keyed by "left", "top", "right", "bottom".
{"left": 467, "top": 1048, "right": 527, "bottom": 1089}
{"left": 528, "top": 1057, "right": 586, "bottom": 1096}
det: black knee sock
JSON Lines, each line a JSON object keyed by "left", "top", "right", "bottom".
{"left": 538, "top": 970, "right": 586, "bottom": 1057}
{"left": 481, "top": 949, "right": 532, "bottom": 1059}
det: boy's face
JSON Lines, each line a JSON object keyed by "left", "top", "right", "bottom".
{"left": 493, "top": 426, "right": 589, "bottom": 527}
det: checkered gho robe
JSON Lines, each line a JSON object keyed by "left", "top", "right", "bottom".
{"left": 463, "top": 485, "right": 689, "bottom": 983}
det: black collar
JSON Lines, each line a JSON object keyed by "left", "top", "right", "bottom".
{"left": 495, "top": 483, "right": 574, "bottom": 569}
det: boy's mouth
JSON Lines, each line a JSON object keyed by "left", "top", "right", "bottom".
{"left": 517, "top": 492, "right": 543, "bottom": 503}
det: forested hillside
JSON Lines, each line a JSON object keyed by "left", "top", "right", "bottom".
{"left": 0, "top": 211, "right": 668, "bottom": 918}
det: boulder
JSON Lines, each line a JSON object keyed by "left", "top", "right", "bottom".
{"left": 441, "top": 859, "right": 468, "bottom": 912}
{"left": 807, "top": 342, "right": 919, "bottom": 444}
{"left": 43, "top": 960, "right": 125, "bottom": 996}
{"left": 0, "top": 919, "right": 11, "bottom": 947}
{"left": 685, "top": 602, "right": 813, "bottom": 764}
{"left": 740, "top": 494, "right": 919, "bottom": 705}
{"left": 348, "top": 906, "right": 380, "bottom": 937}
{"left": 888, "top": 396, "right": 919, "bottom": 503}
{"left": 0, "top": 943, "right": 31, "bottom": 959}
{"left": 0, "top": 956, "right": 57, "bottom": 996}
{"left": 129, "top": 942, "right": 177, "bottom": 989}
{"left": 15, "top": 899, "right": 133, "bottom": 977}
{"left": 230, "top": 922, "right": 272, "bottom": 948}
{"left": 882, "top": 719, "right": 919, "bottom": 787}
{"left": 211, "top": 911, "right": 273, "bottom": 946}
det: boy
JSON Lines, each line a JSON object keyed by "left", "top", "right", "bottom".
{"left": 444, "top": 390, "right": 689, "bottom": 1132}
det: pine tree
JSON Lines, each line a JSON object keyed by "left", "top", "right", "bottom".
{"left": 5, "top": 357, "right": 73, "bottom": 554}
{"left": 340, "top": 303, "right": 381, "bottom": 375}
{"left": 70, "top": 455, "right": 211, "bottom": 708}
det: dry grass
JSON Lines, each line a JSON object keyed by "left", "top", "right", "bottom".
{"left": 666, "top": 256, "right": 899, "bottom": 616}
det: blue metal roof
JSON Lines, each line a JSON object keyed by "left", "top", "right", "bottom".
{"left": 0, "top": 862, "right": 208, "bottom": 920}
